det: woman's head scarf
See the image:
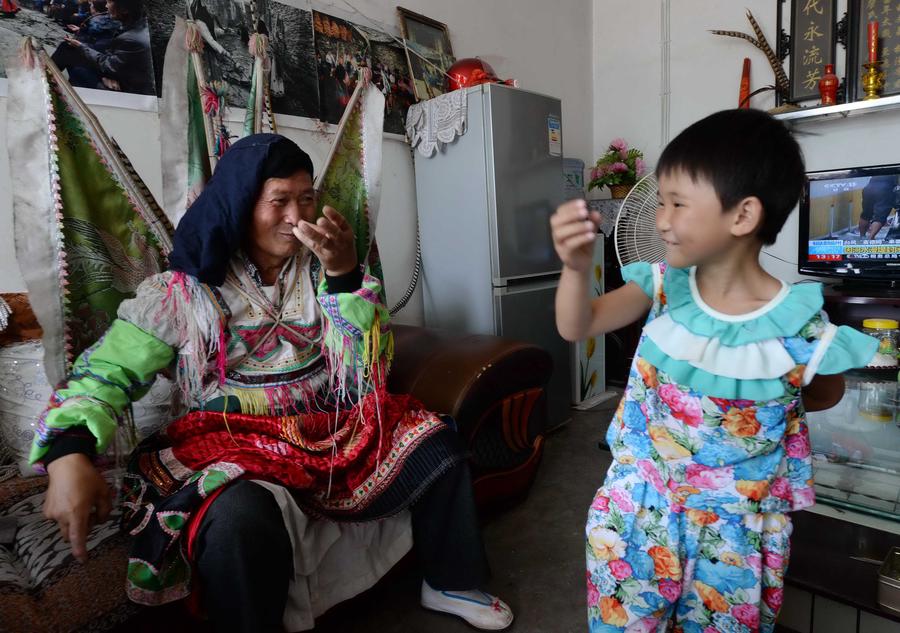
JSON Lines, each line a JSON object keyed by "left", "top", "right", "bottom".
{"left": 167, "top": 133, "right": 314, "bottom": 286}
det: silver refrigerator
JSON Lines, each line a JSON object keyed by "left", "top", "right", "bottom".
{"left": 414, "top": 83, "right": 571, "bottom": 427}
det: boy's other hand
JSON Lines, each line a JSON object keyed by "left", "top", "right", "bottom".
{"left": 550, "top": 200, "right": 601, "bottom": 273}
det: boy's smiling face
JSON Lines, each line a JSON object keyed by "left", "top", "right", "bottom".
{"left": 656, "top": 169, "right": 743, "bottom": 269}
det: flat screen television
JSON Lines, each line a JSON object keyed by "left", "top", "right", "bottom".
{"left": 799, "top": 163, "right": 900, "bottom": 282}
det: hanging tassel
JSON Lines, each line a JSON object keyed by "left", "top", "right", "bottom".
{"left": 359, "top": 66, "right": 373, "bottom": 86}
{"left": 202, "top": 81, "right": 228, "bottom": 116}
{"left": 216, "top": 320, "right": 227, "bottom": 385}
{"left": 185, "top": 21, "right": 204, "bottom": 53}
{"left": 214, "top": 124, "right": 232, "bottom": 158}
{"left": 249, "top": 33, "right": 269, "bottom": 61}
{"left": 19, "top": 37, "right": 36, "bottom": 71}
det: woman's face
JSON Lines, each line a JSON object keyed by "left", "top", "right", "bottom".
{"left": 247, "top": 170, "right": 317, "bottom": 267}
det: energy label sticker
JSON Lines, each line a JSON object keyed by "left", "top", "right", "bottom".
{"left": 548, "top": 116, "right": 561, "bottom": 156}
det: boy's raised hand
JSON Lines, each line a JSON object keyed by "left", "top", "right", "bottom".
{"left": 550, "top": 200, "right": 601, "bottom": 272}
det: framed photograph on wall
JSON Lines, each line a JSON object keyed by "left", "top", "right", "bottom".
{"left": 397, "top": 7, "right": 454, "bottom": 101}
{"left": 777, "top": 0, "right": 842, "bottom": 103}
{"left": 847, "top": 0, "right": 900, "bottom": 100}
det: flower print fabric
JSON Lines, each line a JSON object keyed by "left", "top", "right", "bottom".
{"left": 585, "top": 263, "right": 877, "bottom": 632}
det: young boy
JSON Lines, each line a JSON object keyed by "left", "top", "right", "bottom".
{"left": 551, "top": 109, "right": 877, "bottom": 632}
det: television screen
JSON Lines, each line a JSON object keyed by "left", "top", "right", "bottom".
{"left": 799, "top": 164, "right": 900, "bottom": 280}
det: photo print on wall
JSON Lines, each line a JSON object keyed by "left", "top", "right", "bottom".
{"left": 147, "top": 0, "right": 319, "bottom": 120}
{"left": 0, "top": 0, "right": 157, "bottom": 96}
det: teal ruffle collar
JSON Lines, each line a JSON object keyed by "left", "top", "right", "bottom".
{"left": 664, "top": 266, "right": 824, "bottom": 345}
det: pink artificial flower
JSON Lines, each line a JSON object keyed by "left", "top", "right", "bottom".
{"left": 637, "top": 460, "right": 667, "bottom": 493}
{"left": 685, "top": 463, "right": 734, "bottom": 490}
{"left": 658, "top": 384, "right": 703, "bottom": 427}
{"left": 591, "top": 167, "right": 600, "bottom": 181}
{"left": 610, "top": 161, "right": 629, "bottom": 174}
{"left": 610, "top": 138, "right": 628, "bottom": 152}
{"left": 785, "top": 433, "right": 811, "bottom": 458}
{"left": 610, "top": 488, "right": 635, "bottom": 513}
{"left": 586, "top": 571, "right": 600, "bottom": 605}
{"left": 591, "top": 493, "right": 610, "bottom": 512}
{"left": 609, "top": 559, "right": 633, "bottom": 580}
{"left": 658, "top": 578, "right": 681, "bottom": 603}
{"left": 732, "top": 604, "right": 760, "bottom": 629}
{"left": 635, "top": 157, "right": 646, "bottom": 177}
{"left": 619, "top": 149, "right": 629, "bottom": 160}
{"left": 769, "top": 477, "right": 792, "bottom": 501}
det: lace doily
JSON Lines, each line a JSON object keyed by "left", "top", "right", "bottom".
{"left": 405, "top": 89, "right": 468, "bottom": 158}
{"left": 588, "top": 199, "right": 621, "bottom": 237}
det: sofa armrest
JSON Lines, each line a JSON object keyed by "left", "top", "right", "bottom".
{"left": 388, "top": 325, "right": 553, "bottom": 437}
{"left": 389, "top": 324, "right": 554, "bottom": 509}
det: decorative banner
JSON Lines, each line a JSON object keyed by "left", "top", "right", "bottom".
{"left": 244, "top": 32, "right": 278, "bottom": 135}
{"left": 315, "top": 75, "right": 385, "bottom": 285}
{"left": 7, "top": 39, "right": 173, "bottom": 384}
{"left": 147, "top": 0, "right": 320, "bottom": 120}
{"left": 160, "top": 17, "right": 218, "bottom": 226}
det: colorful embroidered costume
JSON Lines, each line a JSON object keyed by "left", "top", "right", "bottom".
{"left": 586, "top": 262, "right": 877, "bottom": 633}
{"left": 28, "top": 136, "right": 486, "bottom": 630}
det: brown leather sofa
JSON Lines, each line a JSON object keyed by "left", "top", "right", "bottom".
{"left": 390, "top": 324, "right": 553, "bottom": 511}
{"left": 0, "top": 295, "right": 553, "bottom": 632}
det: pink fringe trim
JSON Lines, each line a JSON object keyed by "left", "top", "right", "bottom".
{"left": 216, "top": 321, "right": 227, "bottom": 385}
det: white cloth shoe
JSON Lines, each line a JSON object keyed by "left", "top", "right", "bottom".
{"left": 420, "top": 581, "right": 514, "bottom": 630}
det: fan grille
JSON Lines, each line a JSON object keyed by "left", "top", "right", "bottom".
{"left": 614, "top": 174, "right": 666, "bottom": 267}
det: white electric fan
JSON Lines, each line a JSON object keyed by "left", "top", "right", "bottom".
{"left": 614, "top": 173, "right": 666, "bottom": 267}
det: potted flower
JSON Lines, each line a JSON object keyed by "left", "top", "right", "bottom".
{"left": 588, "top": 138, "right": 646, "bottom": 199}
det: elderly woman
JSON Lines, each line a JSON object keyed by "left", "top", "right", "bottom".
{"left": 32, "top": 135, "right": 513, "bottom": 632}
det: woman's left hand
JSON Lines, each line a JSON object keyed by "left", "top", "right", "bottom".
{"left": 292, "top": 205, "right": 358, "bottom": 276}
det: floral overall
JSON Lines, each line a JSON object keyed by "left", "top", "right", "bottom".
{"left": 585, "top": 263, "right": 841, "bottom": 633}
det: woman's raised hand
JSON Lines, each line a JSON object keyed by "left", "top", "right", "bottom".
{"left": 292, "top": 205, "right": 358, "bottom": 276}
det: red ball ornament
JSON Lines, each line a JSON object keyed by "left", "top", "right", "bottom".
{"left": 446, "top": 58, "right": 500, "bottom": 91}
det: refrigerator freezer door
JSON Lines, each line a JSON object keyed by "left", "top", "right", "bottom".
{"left": 494, "top": 280, "right": 571, "bottom": 427}
{"left": 484, "top": 85, "right": 564, "bottom": 284}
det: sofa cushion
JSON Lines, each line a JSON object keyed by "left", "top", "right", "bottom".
{"left": 0, "top": 470, "right": 137, "bottom": 633}
{"left": 0, "top": 294, "right": 42, "bottom": 347}
{"left": 0, "top": 340, "right": 175, "bottom": 476}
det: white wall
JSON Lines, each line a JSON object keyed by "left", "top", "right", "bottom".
{"left": 0, "top": 0, "right": 594, "bottom": 326}
{"left": 593, "top": 0, "right": 900, "bottom": 282}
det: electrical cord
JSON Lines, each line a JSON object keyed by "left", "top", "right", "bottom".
{"left": 761, "top": 250, "right": 797, "bottom": 266}
{"left": 389, "top": 218, "right": 421, "bottom": 315}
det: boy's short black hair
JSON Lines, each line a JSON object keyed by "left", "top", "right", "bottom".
{"left": 656, "top": 108, "right": 806, "bottom": 245}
